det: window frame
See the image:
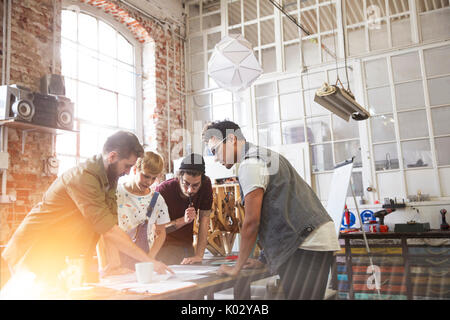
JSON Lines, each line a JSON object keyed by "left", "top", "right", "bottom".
{"left": 59, "top": 0, "right": 143, "bottom": 169}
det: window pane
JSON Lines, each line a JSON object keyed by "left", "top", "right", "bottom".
{"left": 80, "top": 124, "right": 115, "bottom": 158}
{"left": 244, "top": 0, "right": 257, "bottom": 22}
{"left": 212, "top": 104, "right": 233, "bottom": 121}
{"left": 367, "top": 86, "right": 393, "bottom": 114}
{"left": 302, "top": 38, "right": 320, "bottom": 66}
{"left": 117, "top": 35, "right": 134, "bottom": 64}
{"left": 256, "top": 97, "right": 278, "bottom": 124}
{"left": 424, "top": 45, "right": 450, "bottom": 77}
{"left": 435, "top": 137, "right": 450, "bottom": 166}
{"left": 401, "top": 139, "right": 432, "bottom": 168}
{"left": 369, "top": 19, "right": 389, "bottom": 51}
{"left": 77, "top": 82, "right": 98, "bottom": 120}
{"left": 189, "top": 17, "right": 200, "bottom": 33}
{"left": 279, "top": 77, "right": 301, "bottom": 94}
{"left": 78, "top": 47, "right": 98, "bottom": 85}
{"left": 228, "top": 0, "right": 241, "bottom": 26}
{"left": 260, "top": 0, "right": 273, "bottom": 18}
{"left": 64, "top": 78, "right": 77, "bottom": 105}
{"left": 260, "top": 20, "right": 275, "bottom": 45}
{"left": 202, "top": 0, "right": 219, "bottom": 13}
{"left": 191, "top": 72, "right": 205, "bottom": 90}
{"left": 258, "top": 123, "right": 281, "bottom": 147}
{"left": 190, "top": 53, "right": 204, "bottom": 72}
{"left": 57, "top": 155, "right": 77, "bottom": 176}
{"left": 255, "top": 82, "right": 276, "bottom": 97}
{"left": 304, "top": 89, "right": 330, "bottom": 116}
{"left": 311, "top": 144, "right": 334, "bottom": 172}
{"left": 61, "top": 40, "right": 77, "bottom": 79}
{"left": 56, "top": 131, "right": 77, "bottom": 156}
{"left": 302, "top": 71, "right": 325, "bottom": 90}
{"left": 373, "top": 143, "right": 400, "bottom": 171}
{"left": 365, "top": 58, "right": 389, "bottom": 87}
{"left": 284, "top": 43, "right": 300, "bottom": 72}
{"left": 118, "top": 95, "right": 135, "bottom": 130}
{"left": 61, "top": 10, "right": 77, "bottom": 41}
{"left": 79, "top": 14, "right": 98, "bottom": 50}
{"left": 398, "top": 110, "right": 429, "bottom": 140}
{"left": 234, "top": 101, "right": 248, "bottom": 126}
{"left": 212, "top": 90, "right": 232, "bottom": 105}
{"left": 395, "top": 81, "right": 425, "bottom": 110}
{"left": 392, "top": 16, "right": 412, "bottom": 47}
{"left": 189, "top": 3, "right": 200, "bottom": 17}
{"left": 431, "top": 106, "right": 450, "bottom": 136}
{"left": 244, "top": 23, "right": 258, "bottom": 48}
{"left": 97, "top": 89, "right": 117, "bottom": 126}
{"left": 99, "top": 21, "right": 117, "bottom": 57}
{"left": 371, "top": 114, "right": 396, "bottom": 143}
{"left": 207, "top": 32, "right": 221, "bottom": 50}
{"left": 280, "top": 92, "right": 303, "bottom": 120}
{"left": 190, "top": 36, "right": 203, "bottom": 54}
{"left": 203, "top": 13, "right": 221, "bottom": 29}
{"left": 428, "top": 76, "right": 450, "bottom": 106}
{"left": 193, "top": 94, "right": 211, "bottom": 107}
{"left": 262, "top": 46, "right": 276, "bottom": 73}
{"left": 282, "top": 120, "right": 305, "bottom": 144}
{"left": 117, "top": 62, "right": 135, "bottom": 96}
{"left": 99, "top": 55, "right": 116, "bottom": 91}
{"left": 306, "top": 116, "right": 331, "bottom": 143}
{"left": 332, "top": 115, "right": 359, "bottom": 140}
{"left": 194, "top": 107, "right": 211, "bottom": 124}
{"left": 391, "top": 52, "right": 422, "bottom": 82}
{"left": 335, "top": 140, "right": 362, "bottom": 167}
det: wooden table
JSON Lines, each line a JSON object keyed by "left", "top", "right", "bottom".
{"left": 70, "top": 259, "right": 273, "bottom": 300}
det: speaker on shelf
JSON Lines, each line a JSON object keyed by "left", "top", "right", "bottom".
{"left": 40, "top": 74, "right": 66, "bottom": 96}
{"left": 0, "top": 84, "right": 35, "bottom": 121}
{"left": 0, "top": 84, "right": 74, "bottom": 131}
{"left": 55, "top": 96, "right": 74, "bottom": 130}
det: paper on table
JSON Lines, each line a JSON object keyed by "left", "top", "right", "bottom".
{"left": 96, "top": 265, "right": 220, "bottom": 295}
{"left": 97, "top": 273, "right": 196, "bottom": 295}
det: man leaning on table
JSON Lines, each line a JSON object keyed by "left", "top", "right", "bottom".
{"left": 202, "top": 120, "right": 341, "bottom": 300}
{"left": 1, "top": 131, "right": 173, "bottom": 297}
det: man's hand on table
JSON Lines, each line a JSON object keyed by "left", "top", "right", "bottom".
{"left": 181, "top": 255, "right": 203, "bottom": 265}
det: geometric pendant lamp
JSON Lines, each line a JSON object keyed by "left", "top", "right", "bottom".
{"left": 208, "top": 34, "right": 263, "bottom": 92}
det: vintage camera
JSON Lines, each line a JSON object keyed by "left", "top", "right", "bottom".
{"left": 0, "top": 84, "right": 74, "bottom": 130}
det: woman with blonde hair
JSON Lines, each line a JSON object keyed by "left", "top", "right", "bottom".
{"left": 98, "top": 151, "right": 172, "bottom": 274}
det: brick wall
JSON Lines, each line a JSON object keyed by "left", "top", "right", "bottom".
{"left": 0, "top": 0, "right": 186, "bottom": 241}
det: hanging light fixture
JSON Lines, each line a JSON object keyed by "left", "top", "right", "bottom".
{"left": 208, "top": 34, "right": 263, "bottom": 92}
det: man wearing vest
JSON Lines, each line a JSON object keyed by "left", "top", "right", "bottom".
{"left": 202, "top": 120, "right": 341, "bottom": 300}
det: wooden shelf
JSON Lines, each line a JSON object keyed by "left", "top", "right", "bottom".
{"left": 0, "top": 118, "right": 78, "bottom": 134}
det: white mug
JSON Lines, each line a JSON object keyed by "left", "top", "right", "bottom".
{"left": 135, "top": 262, "right": 154, "bottom": 283}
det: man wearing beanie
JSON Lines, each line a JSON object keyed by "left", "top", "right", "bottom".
{"left": 155, "top": 153, "right": 213, "bottom": 265}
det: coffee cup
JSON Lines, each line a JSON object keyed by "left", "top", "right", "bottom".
{"left": 135, "top": 262, "right": 154, "bottom": 283}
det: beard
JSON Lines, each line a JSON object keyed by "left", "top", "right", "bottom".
{"left": 106, "top": 162, "right": 121, "bottom": 185}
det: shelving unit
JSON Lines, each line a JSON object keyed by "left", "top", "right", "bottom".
{"left": 335, "top": 231, "right": 450, "bottom": 300}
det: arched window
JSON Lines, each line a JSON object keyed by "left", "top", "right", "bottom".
{"left": 57, "top": 7, "right": 140, "bottom": 174}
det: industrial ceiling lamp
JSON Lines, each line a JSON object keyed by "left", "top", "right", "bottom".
{"left": 313, "top": 0, "right": 370, "bottom": 122}
{"left": 270, "top": 0, "right": 370, "bottom": 122}
{"left": 314, "top": 83, "right": 370, "bottom": 121}
{"left": 208, "top": 34, "right": 263, "bottom": 92}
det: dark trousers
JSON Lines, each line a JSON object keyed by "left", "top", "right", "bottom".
{"left": 278, "top": 249, "right": 334, "bottom": 300}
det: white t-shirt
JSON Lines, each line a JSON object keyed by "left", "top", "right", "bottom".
{"left": 238, "top": 158, "right": 341, "bottom": 252}
{"left": 116, "top": 183, "right": 171, "bottom": 248}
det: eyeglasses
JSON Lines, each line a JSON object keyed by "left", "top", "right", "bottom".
{"left": 209, "top": 137, "right": 226, "bottom": 156}
{"left": 180, "top": 177, "right": 201, "bottom": 190}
